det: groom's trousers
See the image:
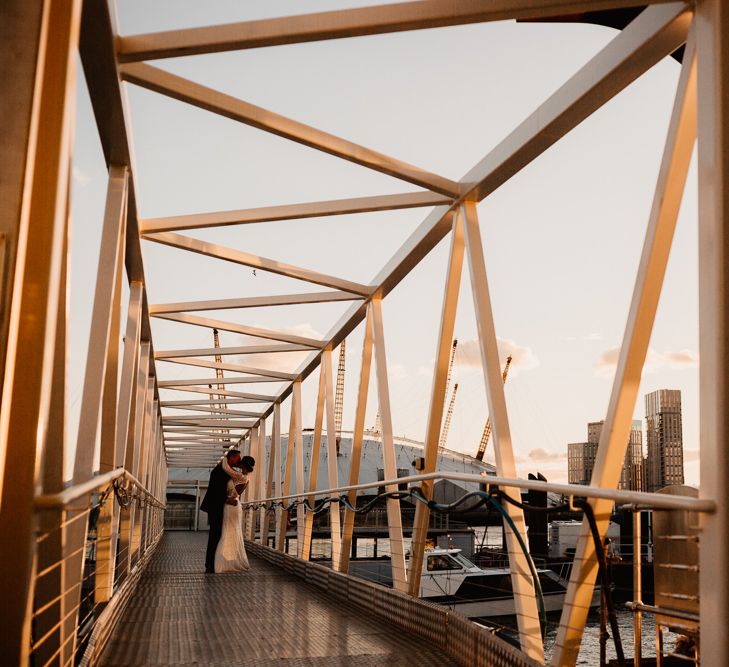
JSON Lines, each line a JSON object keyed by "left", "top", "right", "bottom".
{"left": 206, "top": 512, "right": 224, "bottom": 571}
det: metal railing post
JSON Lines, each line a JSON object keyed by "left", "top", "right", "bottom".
{"left": 118, "top": 341, "right": 150, "bottom": 581}
{"left": 277, "top": 396, "right": 297, "bottom": 550}
{"left": 696, "top": 1, "right": 729, "bottom": 662}
{"left": 301, "top": 367, "right": 326, "bottom": 560}
{"left": 292, "top": 381, "right": 306, "bottom": 557}
{"left": 633, "top": 510, "right": 642, "bottom": 667}
{"left": 257, "top": 417, "right": 267, "bottom": 543}
{"left": 271, "top": 403, "right": 283, "bottom": 550}
{"left": 33, "top": 176, "right": 71, "bottom": 667}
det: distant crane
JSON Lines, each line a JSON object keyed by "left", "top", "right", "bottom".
{"left": 438, "top": 339, "right": 458, "bottom": 451}
{"left": 438, "top": 382, "right": 458, "bottom": 452}
{"left": 475, "top": 355, "right": 512, "bottom": 461}
{"left": 334, "top": 340, "right": 346, "bottom": 455}
{"left": 372, "top": 410, "right": 382, "bottom": 439}
{"left": 209, "top": 328, "right": 229, "bottom": 439}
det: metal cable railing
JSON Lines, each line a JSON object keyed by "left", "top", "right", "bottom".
{"left": 240, "top": 470, "right": 710, "bottom": 664}
{"left": 29, "top": 470, "right": 165, "bottom": 667}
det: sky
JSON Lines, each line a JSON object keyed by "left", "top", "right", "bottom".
{"left": 67, "top": 1, "right": 700, "bottom": 485}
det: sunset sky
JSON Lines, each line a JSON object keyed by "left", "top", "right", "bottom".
{"left": 67, "top": 1, "right": 700, "bottom": 485}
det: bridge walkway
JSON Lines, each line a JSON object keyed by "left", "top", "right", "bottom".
{"left": 100, "top": 532, "right": 459, "bottom": 666}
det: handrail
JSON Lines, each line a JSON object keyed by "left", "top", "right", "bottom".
{"left": 241, "top": 471, "right": 715, "bottom": 513}
{"left": 34, "top": 468, "right": 165, "bottom": 510}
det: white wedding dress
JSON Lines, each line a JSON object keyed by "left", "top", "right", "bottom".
{"left": 214, "top": 479, "right": 250, "bottom": 573}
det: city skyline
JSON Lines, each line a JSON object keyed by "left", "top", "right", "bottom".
{"left": 567, "top": 388, "right": 688, "bottom": 490}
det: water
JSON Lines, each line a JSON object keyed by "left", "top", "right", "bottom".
{"left": 543, "top": 608, "right": 677, "bottom": 665}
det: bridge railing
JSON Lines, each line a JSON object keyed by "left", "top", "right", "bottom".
{"left": 240, "top": 469, "right": 712, "bottom": 661}
{"left": 30, "top": 469, "right": 165, "bottom": 667}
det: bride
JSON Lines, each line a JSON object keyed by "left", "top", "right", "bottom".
{"left": 214, "top": 455, "right": 255, "bottom": 573}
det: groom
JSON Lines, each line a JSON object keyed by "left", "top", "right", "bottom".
{"left": 200, "top": 449, "right": 242, "bottom": 573}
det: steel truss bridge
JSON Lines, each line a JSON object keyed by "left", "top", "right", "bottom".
{"left": 0, "top": 0, "right": 727, "bottom": 665}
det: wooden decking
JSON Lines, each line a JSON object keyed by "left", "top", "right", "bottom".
{"left": 100, "top": 532, "right": 460, "bottom": 666}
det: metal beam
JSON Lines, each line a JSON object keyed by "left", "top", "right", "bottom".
{"left": 161, "top": 410, "right": 262, "bottom": 419}
{"left": 152, "top": 311, "right": 325, "bottom": 348}
{"left": 140, "top": 191, "right": 450, "bottom": 233}
{"left": 158, "top": 355, "right": 297, "bottom": 380}
{"left": 120, "top": 62, "right": 459, "bottom": 197}
{"left": 322, "top": 349, "right": 342, "bottom": 569}
{"left": 164, "top": 440, "right": 237, "bottom": 445}
{"left": 258, "top": 2, "right": 693, "bottom": 426}
{"left": 73, "top": 165, "right": 129, "bottom": 482}
{"left": 301, "top": 366, "right": 326, "bottom": 560}
{"left": 161, "top": 419, "right": 255, "bottom": 428}
{"left": 256, "top": 418, "right": 267, "bottom": 544}
{"left": 158, "top": 385, "right": 276, "bottom": 400}
{"left": 162, "top": 424, "right": 247, "bottom": 440}
{"left": 338, "top": 307, "right": 373, "bottom": 573}
{"left": 151, "top": 292, "right": 361, "bottom": 316}
{"left": 118, "top": 0, "right": 678, "bottom": 61}
{"left": 161, "top": 405, "right": 264, "bottom": 416}
{"left": 462, "top": 202, "right": 542, "bottom": 660}
{"left": 0, "top": 1, "right": 81, "bottom": 660}
{"left": 0, "top": 0, "right": 45, "bottom": 394}
{"left": 271, "top": 403, "right": 282, "bottom": 550}
{"left": 144, "top": 231, "right": 373, "bottom": 296}
{"left": 408, "top": 212, "right": 464, "bottom": 596}
{"left": 158, "top": 376, "right": 284, "bottom": 387}
{"left": 460, "top": 2, "right": 693, "bottom": 201}
{"left": 292, "top": 380, "right": 305, "bottom": 557}
{"left": 553, "top": 36, "right": 697, "bottom": 664}
{"left": 370, "top": 299, "right": 407, "bottom": 592}
{"left": 161, "top": 398, "right": 267, "bottom": 407}
{"left": 696, "top": 1, "right": 729, "bottom": 663}
{"left": 277, "top": 387, "right": 298, "bottom": 551}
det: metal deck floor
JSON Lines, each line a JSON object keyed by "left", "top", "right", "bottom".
{"left": 100, "top": 532, "right": 460, "bottom": 666}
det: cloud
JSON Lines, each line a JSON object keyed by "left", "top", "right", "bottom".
{"left": 527, "top": 447, "right": 566, "bottom": 462}
{"left": 595, "top": 346, "right": 698, "bottom": 378}
{"left": 666, "top": 350, "right": 699, "bottom": 365}
{"left": 455, "top": 336, "right": 539, "bottom": 376}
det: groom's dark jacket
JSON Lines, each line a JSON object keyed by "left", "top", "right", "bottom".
{"left": 200, "top": 463, "right": 228, "bottom": 517}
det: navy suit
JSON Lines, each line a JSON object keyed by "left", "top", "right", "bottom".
{"left": 200, "top": 463, "right": 228, "bottom": 571}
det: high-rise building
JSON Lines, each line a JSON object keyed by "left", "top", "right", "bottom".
{"left": 625, "top": 420, "right": 644, "bottom": 491}
{"left": 567, "top": 420, "right": 643, "bottom": 490}
{"left": 568, "top": 441, "right": 594, "bottom": 485}
{"left": 645, "top": 389, "right": 684, "bottom": 492}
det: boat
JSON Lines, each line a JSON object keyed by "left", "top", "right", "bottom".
{"left": 349, "top": 546, "right": 600, "bottom": 619}
{"left": 418, "top": 547, "right": 583, "bottom": 618}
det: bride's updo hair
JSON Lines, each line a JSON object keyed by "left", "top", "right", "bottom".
{"left": 241, "top": 456, "right": 255, "bottom": 472}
